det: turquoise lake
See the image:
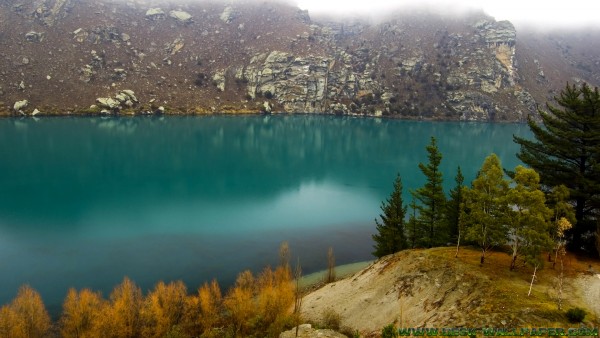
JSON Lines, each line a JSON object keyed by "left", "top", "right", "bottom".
{"left": 0, "top": 115, "right": 531, "bottom": 314}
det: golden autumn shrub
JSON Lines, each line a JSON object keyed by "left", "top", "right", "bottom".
{"left": 0, "top": 285, "right": 50, "bottom": 338}
{"left": 198, "top": 279, "right": 222, "bottom": 334}
{"left": 60, "top": 288, "right": 104, "bottom": 338}
{"left": 90, "top": 277, "right": 143, "bottom": 338}
{"left": 1, "top": 243, "right": 298, "bottom": 338}
{"left": 223, "top": 270, "right": 256, "bottom": 336}
{"left": 0, "top": 305, "right": 18, "bottom": 338}
{"left": 255, "top": 266, "right": 294, "bottom": 336}
{"left": 141, "top": 281, "right": 188, "bottom": 338}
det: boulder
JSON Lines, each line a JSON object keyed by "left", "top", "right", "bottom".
{"left": 96, "top": 97, "right": 120, "bottom": 109}
{"left": 115, "top": 92, "right": 129, "bottom": 103}
{"left": 121, "top": 90, "right": 137, "bottom": 102}
{"left": 73, "top": 28, "right": 88, "bottom": 43}
{"left": 169, "top": 10, "right": 192, "bottom": 23}
{"left": 220, "top": 6, "right": 236, "bottom": 23}
{"left": 330, "top": 103, "right": 348, "bottom": 115}
{"left": 145, "top": 8, "right": 165, "bottom": 19}
{"left": 13, "top": 100, "right": 28, "bottom": 112}
{"left": 25, "top": 31, "right": 44, "bottom": 42}
{"left": 213, "top": 70, "right": 226, "bottom": 92}
{"left": 279, "top": 324, "right": 347, "bottom": 338}
{"left": 165, "top": 38, "right": 185, "bottom": 55}
{"left": 80, "top": 65, "right": 94, "bottom": 83}
{"left": 263, "top": 101, "right": 272, "bottom": 113}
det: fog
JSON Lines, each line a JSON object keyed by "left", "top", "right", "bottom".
{"left": 295, "top": 0, "right": 600, "bottom": 28}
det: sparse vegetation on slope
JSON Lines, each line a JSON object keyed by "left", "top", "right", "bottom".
{"left": 301, "top": 247, "right": 600, "bottom": 337}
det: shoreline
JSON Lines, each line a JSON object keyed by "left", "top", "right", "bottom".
{"left": 0, "top": 111, "right": 529, "bottom": 124}
{"left": 298, "top": 260, "right": 374, "bottom": 289}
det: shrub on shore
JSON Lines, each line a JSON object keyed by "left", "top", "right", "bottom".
{"left": 0, "top": 252, "right": 296, "bottom": 338}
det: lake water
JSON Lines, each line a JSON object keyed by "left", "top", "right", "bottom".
{"left": 0, "top": 115, "right": 531, "bottom": 315}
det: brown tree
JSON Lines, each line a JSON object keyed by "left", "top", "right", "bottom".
{"left": 197, "top": 280, "right": 223, "bottom": 335}
{"left": 0, "top": 285, "right": 50, "bottom": 338}
{"left": 223, "top": 270, "right": 256, "bottom": 336}
{"left": 94, "top": 277, "right": 143, "bottom": 338}
{"left": 60, "top": 288, "right": 104, "bottom": 338}
{"left": 256, "top": 266, "right": 294, "bottom": 335}
{"left": 141, "top": 281, "right": 187, "bottom": 338}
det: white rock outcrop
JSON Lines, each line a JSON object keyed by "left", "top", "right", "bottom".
{"left": 279, "top": 324, "right": 347, "bottom": 338}
{"left": 145, "top": 8, "right": 165, "bottom": 19}
{"left": 169, "top": 10, "right": 192, "bottom": 23}
{"left": 13, "top": 100, "right": 28, "bottom": 112}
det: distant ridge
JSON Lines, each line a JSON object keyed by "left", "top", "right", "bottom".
{"left": 0, "top": 0, "right": 599, "bottom": 120}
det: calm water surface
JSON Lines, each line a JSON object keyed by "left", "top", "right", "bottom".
{"left": 0, "top": 115, "right": 531, "bottom": 314}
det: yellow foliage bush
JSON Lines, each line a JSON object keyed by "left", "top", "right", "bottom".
{"left": 0, "top": 285, "right": 50, "bottom": 338}
{"left": 1, "top": 244, "right": 298, "bottom": 338}
{"left": 60, "top": 288, "right": 104, "bottom": 338}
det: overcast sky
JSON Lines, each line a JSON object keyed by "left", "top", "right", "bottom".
{"left": 294, "top": 0, "right": 599, "bottom": 27}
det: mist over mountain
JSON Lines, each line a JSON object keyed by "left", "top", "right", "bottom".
{"left": 1, "top": 0, "right": 599, "bottom": 121}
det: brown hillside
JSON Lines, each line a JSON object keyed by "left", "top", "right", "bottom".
{"left": 1, "top": 0, "right": 599, "bottom": 119}
{"left": 301, "top": 247, "right": 600, "bottom": 337}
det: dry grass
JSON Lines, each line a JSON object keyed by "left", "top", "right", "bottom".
{"left": 300, "top": 247, "right": 600, "bottom": 336}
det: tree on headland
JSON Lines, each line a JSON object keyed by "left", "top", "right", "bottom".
{"left": 406, "top": 199, "right": 419, "bottom": 249}
{"left": 505, "top": 166, "right": 553, "bottom": 270}
{"left": 554, "top": 216, "right": 572, "bottom": 310}
{"left": 411, "top": 137, "right": 447, "bottom": 248}
{"left": 325, "top": 247, "right": 336, "bottom": 284}
{"left": 513, "top": 83, "right": 600, "bottom": 255}
{"left": 546, "top": 185, "right": 576, "bottom": 266}
{"left": 372, "top": 173, "right": 407, "bottom": 258}
{"left": 463, "top": 154, "right": 509, "bottom": 264}
{"left": 446, "top": 167, "right": 465, "bottom": 256}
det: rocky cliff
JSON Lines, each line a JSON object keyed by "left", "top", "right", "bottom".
{"left": 1, "top": 0, "right": 599, "bottom": 121}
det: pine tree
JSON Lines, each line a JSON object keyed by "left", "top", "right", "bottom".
{"left": 446, "top": 167, "right": 464, "bottom": 244}
{"left": 406, "top": 199, "right": 419, "bottom": 249}
{"left": 372, "top": 173, "right": 407, "bottom": 258}
{"left": 412, "top": 137, "right": 446, "bottom": 248}
{"left": 505, "top": 166, "right": 554, "bottom": 270}
{"left": 463, "top": 154, "right": 509, "bottom": 264}
{"left": 513, "top": 83, "right": 600, "bottom": 254}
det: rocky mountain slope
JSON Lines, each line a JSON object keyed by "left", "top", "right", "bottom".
{"left": 300, "top": 247, "right": 600, "bottom": 337}
{"left": 1, "top": 0, "right": 599, "bottom": 121}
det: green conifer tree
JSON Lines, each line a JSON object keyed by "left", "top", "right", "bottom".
{"left": 513, "top": 83, "right": 600, "bottom": 254}
{"left": 372, "top": 174, "right": 407, "bottom": 258}
{"left": 411, "top": 137, "right": 446, "bottom": 248}
{"left": 446, "top": 167, "right": 464, "bottom": 244}
{"left": 406, "top": 199, "right": 419, "bottom": 249}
